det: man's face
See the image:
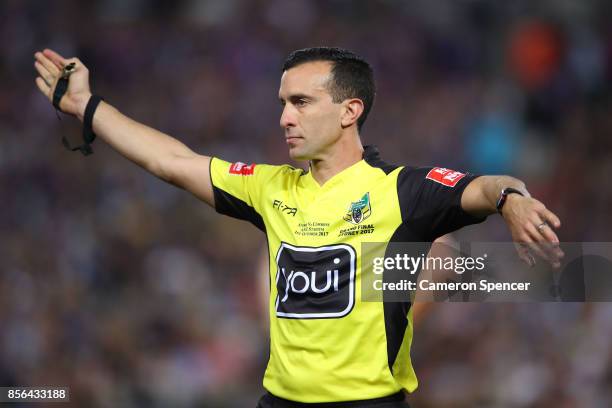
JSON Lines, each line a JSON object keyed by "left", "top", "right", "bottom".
{"left": 278, "top": 61, "right": 344, "bottom": 161}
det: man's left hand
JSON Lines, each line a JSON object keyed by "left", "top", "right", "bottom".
{"left": 501, "top": 194, "right": 564, "bottom": 268}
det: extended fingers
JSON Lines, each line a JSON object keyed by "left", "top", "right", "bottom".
{"left": 538, "top": 222, "right": 560, "bottom": 244}
{"left": 35, "top": 51, "right": 60, "bottom": 75}
{"left": 516, "top": 243, "right": 536, "bottom": 267}
{"left": 35, "top": 77, "right": 51, "bottom": 99}
{"left": 34, "top": 61, "right": 54, "bottom": 87}
{"left": 531, "top": 200, "right": 561, "bottom": 231}
{"left": 540, "top": 207, "right": 561, "bottom": 229}
{"left": 525, "top": 222, "right": 564, "bottom": 267}
{"left": 520, "top": 228, "right": 551, "bottom": 264}
{"left": 42, "top": 48, "right": 67, "bottom": 69}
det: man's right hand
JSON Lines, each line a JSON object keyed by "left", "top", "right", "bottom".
{"left": 33, "top": 48, "right": 215, "bottom": 207}
{"left": 34, "top": 49, "right": 92, "bottom": 121}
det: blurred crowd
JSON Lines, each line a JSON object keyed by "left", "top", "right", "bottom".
{"left": 1, "top": 0, "right": 611, "bottom": 406}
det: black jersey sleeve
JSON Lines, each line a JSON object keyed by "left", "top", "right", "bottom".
{"left": 397, "top": 166, "right": 487, "bottom": 241}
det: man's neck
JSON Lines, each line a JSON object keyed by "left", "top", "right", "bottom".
{"left": 309, "top": 137, "right": 364, "bottom": 186}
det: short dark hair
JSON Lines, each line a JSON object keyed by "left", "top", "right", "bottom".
{"left": 282, "top": 47, "right": 375, "bottom": 131}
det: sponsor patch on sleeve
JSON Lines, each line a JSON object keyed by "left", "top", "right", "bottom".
{"left": 425, "top": 167, "right": 466, "bottom": 187}
{"left": 229, "top": 162, "right": 256, "bottom": 175}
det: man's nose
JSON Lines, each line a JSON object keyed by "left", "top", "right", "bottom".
{"left": 280, "top": 105, "right": 296, "bottom": 129}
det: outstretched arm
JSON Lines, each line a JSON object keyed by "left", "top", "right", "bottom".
{"left": 461, "top": 175, "right": 564, "bottom": 267}
{"left": 33, "top": 49, "right": 214, "bottom": 207}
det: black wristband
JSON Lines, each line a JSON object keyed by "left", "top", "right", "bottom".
{"left": 52, "top": 62, "right": 76, "bottom": 112}
{"left": 61, "top": 95, "right": 103, "bottom": 156}
{"left": 83, "top": 95, "right": 103, "bottom": 143}
{"left": 52, "top": 77, "right": 69, "bottom": 111}
{"left": 496, "top": 187, "right": 524, "bottom": 214}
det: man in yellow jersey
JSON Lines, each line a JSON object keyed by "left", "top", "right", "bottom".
{"left": 34, "top": 47, "right": 563, "bottom": 407}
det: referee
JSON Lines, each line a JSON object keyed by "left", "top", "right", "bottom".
{"left": 34, "top": 47, "right": 563, "bottom": 407}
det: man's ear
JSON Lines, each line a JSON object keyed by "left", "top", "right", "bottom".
{"left": 341, "top": 98, "right": 364, "bottom": 128}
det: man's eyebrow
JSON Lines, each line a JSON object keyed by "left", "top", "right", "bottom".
{"left": 279, "top": 93, "right": 313, "bottom": 103}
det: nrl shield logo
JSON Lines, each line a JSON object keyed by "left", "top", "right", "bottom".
{"left": 343, "top": 192, "right": 371, "bottom": 224}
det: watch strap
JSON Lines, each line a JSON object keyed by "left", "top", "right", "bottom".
{"left": 496, "top": 187, "right": 524, "bottom": 214}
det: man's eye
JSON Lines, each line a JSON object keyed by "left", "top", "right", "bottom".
{"left": 295, "top": 99, "right": 307, "bottom": 107}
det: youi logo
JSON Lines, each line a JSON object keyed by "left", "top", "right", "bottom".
{"left": 275, "top": 243, "right": 356, "bottom": 319}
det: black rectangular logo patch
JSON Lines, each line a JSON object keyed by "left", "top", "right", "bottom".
{"left": 275, "top": 243, "right": 356, "bottom": 319}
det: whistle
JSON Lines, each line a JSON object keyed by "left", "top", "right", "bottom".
{"left": 61, "top": 62, "right": 76, "bottom": 79}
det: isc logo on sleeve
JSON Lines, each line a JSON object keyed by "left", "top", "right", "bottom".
{"left": 426, "top": 167, "right": 466, "bottom": 187}
{"left": 229, "top": 162, "right": 256, "bottom": 175}
{"left": 275, "top": 243, "right": 356, "bottom": 319}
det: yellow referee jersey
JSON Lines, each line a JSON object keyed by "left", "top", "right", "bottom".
{"left": 209, "top": 145, "right": 485, "bottom": 403}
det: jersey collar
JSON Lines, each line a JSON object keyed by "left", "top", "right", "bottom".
{"left": 301, "top": 145, "right": 380, "bottom": 190}
{"left": 363, "top": 145, "right": 381, "bottom": 162}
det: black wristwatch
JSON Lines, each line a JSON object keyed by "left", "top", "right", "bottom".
{"left": 496, "top": 187, "right": 524, "bottom": 214}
